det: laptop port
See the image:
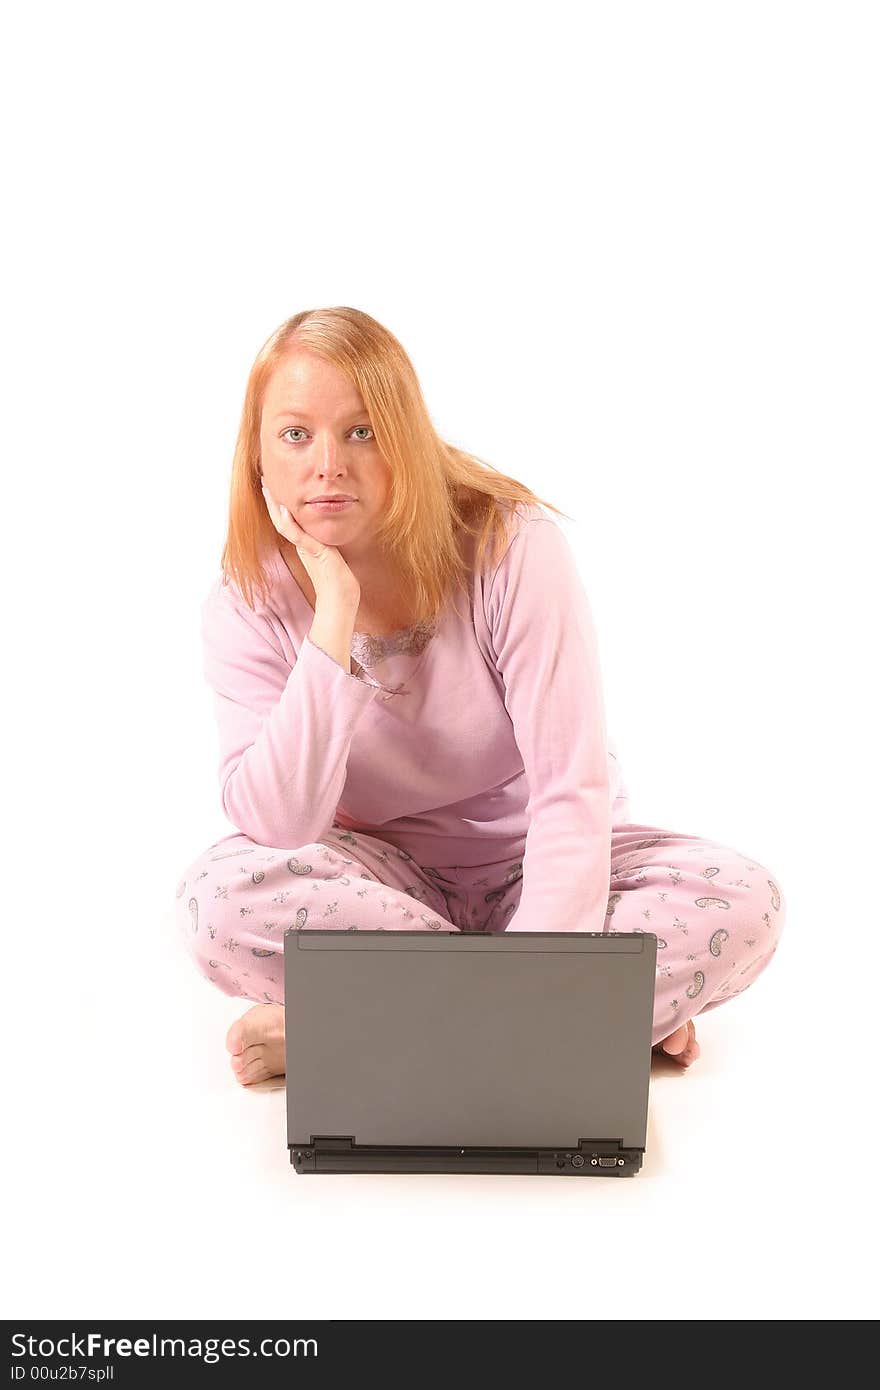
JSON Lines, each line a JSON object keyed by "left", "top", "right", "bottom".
{"left": 597, "top": 1156, "right": 617, "bottom": 1167}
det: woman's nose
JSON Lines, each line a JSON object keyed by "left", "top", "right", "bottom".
{"left": 313, "top": 437, "right": 348, "bottom": 472}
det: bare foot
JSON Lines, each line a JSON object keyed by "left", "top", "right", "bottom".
{"left": 652, "top": 1017, "right": 700, "bottom": 1068}
{"left": 225, "top": 1003, "right": 286, "bottom": 1086}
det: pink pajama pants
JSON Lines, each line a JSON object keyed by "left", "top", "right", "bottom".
{"left": 173, "top": 820, "right": 787, "bottom": 1049}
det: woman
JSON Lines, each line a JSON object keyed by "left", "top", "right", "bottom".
{"left": 174, "top": 306, "right": 786, "bottom": 1086}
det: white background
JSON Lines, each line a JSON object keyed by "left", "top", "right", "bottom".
{"left": 3, "top": 0, "right": 877, "bottom": 1323}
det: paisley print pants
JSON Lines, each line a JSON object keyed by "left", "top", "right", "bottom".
{"left": 173, "top": 820, "right": 786, "bottom": 1049}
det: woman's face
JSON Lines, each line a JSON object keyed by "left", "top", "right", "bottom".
{"left": 259, "top": 350, "right": 391, "bottom": 558}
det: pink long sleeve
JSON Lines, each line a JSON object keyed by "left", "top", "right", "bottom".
{"left": 483, "top": 517, "right": 612, "bottom": 934}
{"left": 201, "top": 577, "right": 382, "bottom": 848}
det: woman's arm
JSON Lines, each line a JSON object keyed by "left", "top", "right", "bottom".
{"left": 484, "top": 515, "right": 613, "bottom": 935}
{"left": 201, "top": 577, "right": 380, "bottom": 848}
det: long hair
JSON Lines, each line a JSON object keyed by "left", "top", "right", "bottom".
{"left": 220, "top": 306, "right": 572, "bottom": 621}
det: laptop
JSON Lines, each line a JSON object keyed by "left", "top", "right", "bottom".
{"left": 285, "top": 928, "right": 657, "bottom": 1177}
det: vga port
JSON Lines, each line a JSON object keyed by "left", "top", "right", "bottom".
{"left": 597, "top": 1156, "right": 618, "bottom": 1168}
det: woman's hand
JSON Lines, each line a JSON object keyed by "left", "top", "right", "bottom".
{"left": 261, "top": 476, "right": 361, "bottom": 612}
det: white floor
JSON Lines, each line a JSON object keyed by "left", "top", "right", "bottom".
{"left": 7, "top": 901, "right": 875, "bottom": 1322}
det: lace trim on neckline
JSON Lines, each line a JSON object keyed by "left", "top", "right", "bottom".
{"left": 350, "top": 616, "right": 438, "bottom": 667}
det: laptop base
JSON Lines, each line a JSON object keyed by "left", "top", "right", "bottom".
{"left": 289, "top": 1137, "right": 643, "bottom": 1176}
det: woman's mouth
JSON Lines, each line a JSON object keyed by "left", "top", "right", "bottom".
{"left": 307, "top": 498, "right": 355, "bottom": 513}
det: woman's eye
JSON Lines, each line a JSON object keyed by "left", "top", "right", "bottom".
{"left": 282, "top": 426, "right": 374, "bottom": 444}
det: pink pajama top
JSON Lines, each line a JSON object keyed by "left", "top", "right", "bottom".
{"left": 200, "top": 501, "right": 630, "bottom": 936}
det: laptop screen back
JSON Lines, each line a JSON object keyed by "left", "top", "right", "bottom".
{"left": 285, "top": 929, "right": 657, "bottom": 1151}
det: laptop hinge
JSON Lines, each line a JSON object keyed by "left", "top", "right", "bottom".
{"left": 306, "top": 1137, "right": 626, "bottom": 1155}
{"left": 578, "top": 1138, "right": 626, "bottom": 1155}
{"left": 289, "top": 1136, "right": 642, "bottom": 1175}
